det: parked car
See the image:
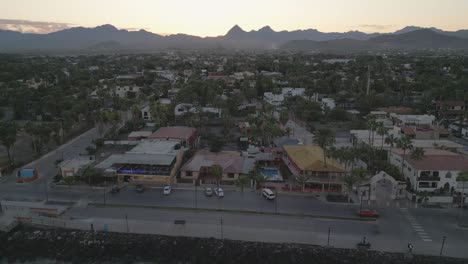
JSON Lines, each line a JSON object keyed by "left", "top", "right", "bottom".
{"left": 357, "top": 209, "right": 379, "bottom": 217}
{"left": 262, "top": 188, "right": 276, "bottom": 200}
{"left": 110, "top": 185, "right": 120, "bottom": 193}
{"left": 205, "top": 187, "right": 213, "bottom": 196}
{"left": 214, "top": 187, "right": 224, "bottom": 197}
{"left": 136, "top": 184, "right": 144, "bottom": 193}
{"left": 163, "top": 185, "right": 172, "bottom": 195}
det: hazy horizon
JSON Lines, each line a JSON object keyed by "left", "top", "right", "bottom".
{"left": 1, "top": 0, "right": 468, "bottom": 36}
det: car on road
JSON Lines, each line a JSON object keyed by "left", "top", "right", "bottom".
{"left": 110, "top": 185, "right": 120, "bottom": 194}
{"left": 214, "top": 187, "right": 224, "bottom": 197}
{"left": 136, "top": 184, "right": 144, "bottom": 193}
{"left": 357, "top": 209, "right": 379, "bottom": 217}
{"left": 262, "top": 188, "right": 276, "bottom": 200}
{"left": 163, "top": 185, "right": 172, "bottom": 195}
{"left": 205, "top": 187, "right": 213, "bottom": 196}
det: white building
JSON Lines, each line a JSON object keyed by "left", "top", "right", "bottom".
{"left": 389, "top": 148, "right": 468, "bottom": 193}
{"left": 114, "top": 85, "right": 141, "bottom": 98}
{"left": 263, "top": 92, "right": 284, "bottom": 106}
{"left": 58, "top": 156, "right": 95, "bottom": 177}
{"left": 174, "top": 104, "right": 222, "bottom": 117}
{"left": 321, "top": 98, "right": 336, "bottom": 110}
{"left": 390, "top": 113, "right": 435, "bottom": 127}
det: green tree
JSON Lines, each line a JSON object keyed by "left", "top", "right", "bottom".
{"left": 343, "top": 169, "right": 367, "bottom": 203}
{"left": 376, "top": 123, "right": 386, "bottom": 149}
{"left": 410, "top": 147, "right": 425, "bottom": 160}
{"left": 235, "top": 175, "right": 250, "bottom": 193}
{"left": 385, "top": 134, "right": 397, "bottom": 160}
{"left": 396, "top": 136, "right": 413, "bottom": 176}
{"left": 254, "top": 170, "right": 267, "bottom": 190}
{"left": 0, "top": 121, "right": 17, "bottom": 166}
{"left": 210, "top": 165, "right": 223, "bottom": 187}
{"left": 313, "top": 128, "right": 335, "bottom": 167}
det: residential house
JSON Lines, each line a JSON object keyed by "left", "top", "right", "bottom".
{"left": 238, "top": 122, "right": 250, "bottom": 135}
{"left": 180, "top": 150, "right": 255, "bottom": 185}
{"left": 114, "top": 85, "right": 141, "bottom": 98}
{"left": 149, "top": 126, "right": 198, "bottom": 148}
{"left": 127, "top": 131, "right": 153, "bottom": 141}
{"left": 58, "top": 156, "right": 95, "bottom": 177}
{"left": 436, "top": 101, "right": 466, "bottom": 120}
{"left": 282, "top": 145, "right": 346, "bottom": 191}
{"left": 389, "top": 148, "right": 468, "bottom": 194}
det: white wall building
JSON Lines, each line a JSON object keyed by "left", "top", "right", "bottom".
{"left": 389, "top": 148, "right": 468, "bottom": 193}
{"left": 114, "top": 85, "right": 141, "bottom": 98}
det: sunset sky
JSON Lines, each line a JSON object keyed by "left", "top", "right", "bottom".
{"left": 1, "top": 0, "right": 468, "bottom": 36}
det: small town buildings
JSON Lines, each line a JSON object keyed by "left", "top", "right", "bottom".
{"left": 390, "top": 113, "right": 435, "bottom": 127}
{"left": 149, "top": 126, "right": 198, "bottom": 148}
{"left": 389, "top": 148, "right": 468, "bottom": 193}
{"left": 58, "top": 156, "right": 95, "bottom": 177}
{"left": 435, "top": 101, "right": 466, "bottom": 120}
{"left": 174, "top": 104, "right": 222, "bottom": 118}
{"left": 96, "top": 139, "right": 185, "bottom": 185}
{"left": 141, "top": 105, "right": 151, "bottom": 121}
{"left": 180, "top": 150, "right": 255, "bottom": 185}
{"left": 114, "top": 85, "right": 141, "bottom": 98}
{"left": 128, "top": 131, "right": 153, "bottom": 141}
{"left": 282, "top": 145, "right": 346, "bottom": 191}
{"left": 238, "top": 122, "right": 250, "bottom": 135}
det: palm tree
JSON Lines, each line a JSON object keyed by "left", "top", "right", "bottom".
{"left": 385, "top": 134, "right": 397, "bottom": 160}
{"left": 254, "top": 171, "right": 267, "bottom": 190}
{"left": 366, "top": 117, "right": 377, "bottom": 147}
{"left": 295, "top": 174, "right": 309, "bottom": 192}
{"left": 343, "top": 168, "right": 367, "bottom": 203}
{"left": 410, "top": 147, "right": 425, "bottom": 160}
{"left": 376, "top": 123, "right": 386, "bottom": 150}
{"left": 313, "top": 128, "right": 335, "bottom": 167}
{"left": 457, "top": 172, "right": 468, "bottom": 209}
{"left": 235, "top": 175, "right": 250, "bottom": 193}
{"left": 210, "top": 165, "right": 223, "bottom": 188}
{"left": 396, "top": 136, "right": 413, "bottom": 176}
{"left": 0, "top": 121, "right": 17, "bottom": 166}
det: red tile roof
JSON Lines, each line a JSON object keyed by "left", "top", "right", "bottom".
{"left": 406, "top": 155, "right": 468, "bottom": 171}
{"left": 401, "top": 126, "right": 415, "bottom": 135}
{"left": 149, "top": 126, "right": 196, "bottom": 141}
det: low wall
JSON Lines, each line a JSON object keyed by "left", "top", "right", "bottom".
{"left": 0, "top": 225, "right": 465, "bottom": 264}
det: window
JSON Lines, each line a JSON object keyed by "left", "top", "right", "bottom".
{"left": 228, "top": 173, "right": 235, "bottom": 178}
{"left": 185, "top": 171, "right": 192, "bottom": 177}
{"left": 445, "top": 172, "right": 452, "bottom": 178}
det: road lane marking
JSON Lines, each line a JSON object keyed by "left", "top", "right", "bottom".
{"left": 399, "top": 208, "right": 431, "bottom": 242}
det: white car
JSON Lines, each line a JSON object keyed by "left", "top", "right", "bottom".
{"left": 214, "top": 187, "right": 224, "bottom": 197}
{"left": 163, "top": 185, "right": 172, "bottom": 195}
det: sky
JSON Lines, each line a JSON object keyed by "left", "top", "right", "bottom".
{"left": 1, "top": 0, "right": 468, "bottom": 36}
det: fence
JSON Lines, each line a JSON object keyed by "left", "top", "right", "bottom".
{"left": 23, "top": 216, "right": 127, "bottom": 233}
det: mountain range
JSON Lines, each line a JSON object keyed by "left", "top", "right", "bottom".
{"left": 1, "top": 24, "right": 468, "bottom": 53}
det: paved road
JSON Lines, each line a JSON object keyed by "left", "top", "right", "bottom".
{"left": 65, "top": 205, "right": 468, "bottom": 258}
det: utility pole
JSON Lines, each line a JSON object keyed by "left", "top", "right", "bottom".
{"left": 327, "top": 227, "right": 331, "bottom": 246}
{"left": 125, "top": 214, "right": 129, "bottom": 233}
{"left": 44, "top": 177, "right": 49, "bottom": 202}
{"left": 220, "top": 218, "right": 224, "bottom": 240}
{"left": 274, "top": 189, "right": 278, "bottom": 214}
{"left": 440, "top": 236, "right": 446, "bottom": 256}
{"left": 195, "top": 183, "right": 198, "bottom": 209}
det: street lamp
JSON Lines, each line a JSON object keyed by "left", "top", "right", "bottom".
{"left": 359, "top": 191, "right": 365, "bottom": 214}
{"left": 440, "top": 236, "right": 446, "bottom": 256}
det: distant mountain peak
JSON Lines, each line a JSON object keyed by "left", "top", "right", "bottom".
{"left": 95, "top": 24, "right": 118, "bottom": 31}
{"left": 226, "top": 25, "right": 246, "bottom": 36}
{"left": 258, "top": 26, "right": 274, "bottom": 33}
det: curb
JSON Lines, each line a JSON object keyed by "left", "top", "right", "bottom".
{"left": 87, "top": 202, "right": 376, "bottom": 222}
